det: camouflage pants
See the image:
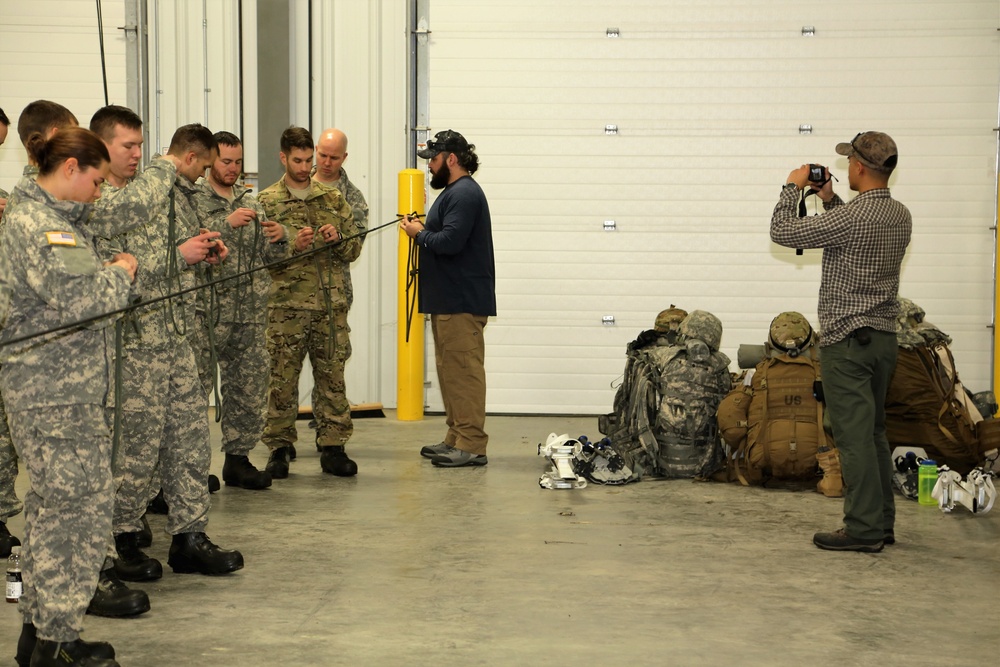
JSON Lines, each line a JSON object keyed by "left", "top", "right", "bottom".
{"left": 8, "top": 404, "right": 112, "bottom": 642}
{"left": 113, "top": 341, "right": 210, "bottom": 535}
{"left": 263, "top": 307, "right": 352, "bottom": 450}
{"left": 0, "top": 387, "right": 24, "bottom": 520}
{"left": 191, "top": 314, "right": 269, "bottom": 456}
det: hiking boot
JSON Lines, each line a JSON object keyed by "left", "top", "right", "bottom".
{"left": 265, "top": 447, "right": 291, "bottom": 479}
{"left": 147, "top": 489, "right": 168, "bottom": 515}
{"left": 1, "top": 520, "right": 20, "bottom": 558}
{"left": 29, "top": 638, "right": 119, "bottom": 667}
{"left": 16, "top": 624, "right": 115, "bottom": 667}
{"left": 420, "top": 442, "right": 450, "bottom": 459}
{"left": 137, "top": 514, "right": 152, "bottom": 548}
{"left": 112, "top": 531, "right": 162, "bottom": 582}
{"left": 168, "top": 532, "right": 244, "bottom": 575}
{"left": 87, "top": 568, "right": 150, "bottom": 617}
{"left": 319, "top": 445, "right": 358, "bottom": 477}
{"left": 222, "top": 454, "right": 272, "bottom": 490}
{"left": 812, "top": 528, "right": 883, "bottom": 553}
{"left": 884, "top": 528, "right": 895, "bottom": 545}
{"left": 430, "top": 445, "right": 488, "bottom": 468}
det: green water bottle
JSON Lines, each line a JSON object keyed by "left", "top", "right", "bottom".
{"left": 918, "top": 459, "right": 938, "bottom": 506}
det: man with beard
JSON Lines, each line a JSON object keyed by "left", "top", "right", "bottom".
{"left": 258, "top": 127, "right": 362, "bottom": 479}
{"left": 401, "top": 130, "right": 496, "bottom": 467}
{"left": 188, "top": 131, "right": 288, "bottom": 489}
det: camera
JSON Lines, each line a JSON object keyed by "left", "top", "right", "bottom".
{"left": 808, "top": 164, "right": 827, "bottom": 183}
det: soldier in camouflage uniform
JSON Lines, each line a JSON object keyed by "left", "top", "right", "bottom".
{"left": 188, "top": 131, "right": 289, "bottom": 490}
{"left": 0, "top": 104, "right": 9, "bottom": 218}
{"left": 0, "top": 101, "right": 80, "bottom": 563}
{"left": 259, "top": 127, "right": 363, "bottom": 479}
{"left": 90, "top": 114, "right": 244, "bottom": 585}
{"left": 312, "top": 128, "right": 369, "bottom": 310}
{"left": 0, "top": 127, "right": 132, "bottom": 667}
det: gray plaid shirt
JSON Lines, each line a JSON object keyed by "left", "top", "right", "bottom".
{"left": 771, "top": 183, "right": 911, "bottom": 346}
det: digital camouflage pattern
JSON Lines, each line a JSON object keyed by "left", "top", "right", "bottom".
{"left": 187, "top": 179, "right": 288, "bottom": 455}
{"left": 0, "top": 178, "right": 130, "bottom": 639}
{"left": 93, "top": 162, "right": 212, "bottom": 536}
{"left": 187, "top": 178, "right": 288, "bottom": 324}
{"left": 678, "top": 310, "right": 723, "bottom": 353}
{"left": 602, "top": 311, "right": 731, "bottom": 481}
{"left": 313, "top": 168, "right": 369, "bottom": 309}
{"left": 257, "top": 179, "right": 361, "bottom": 311}
{"left": 9, "top": 406, "right": 114, "bottom": 641}
{"left": 0, "top": 178, "right": 131, "bottom": 410}
{"left": 0, "top": 165, "right": 37, "bottom": 524}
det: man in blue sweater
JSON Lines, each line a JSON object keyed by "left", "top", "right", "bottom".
{"left": 401, "top": 130, "right": 496, "bottom": 467}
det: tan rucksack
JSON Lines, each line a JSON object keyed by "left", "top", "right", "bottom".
{"left": 885, "top": 342, "right": 993, "bottom": 475}
{"left": 717, "top": 346, "right": 841, "bottom": 494}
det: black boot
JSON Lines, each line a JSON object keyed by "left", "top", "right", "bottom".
{"left": 289, "top": 443, "right": 297, "bottom": 461}
{"left": 1, "top": 520, "right": 20, "bottom": 558}
{"left": 112, "top": 531, "right": 162, "bottom": 582}
{"left": 208, "top": 474, "right": 221, "bottom": 493}
{"left": 29, "top": 638, "right": 119, "bottom": 667}
{"left": 17, "top": 624, "right": 115, "bottom": 667}
{"left": 168, "top": 532, "right": 244, "bottom": 575}
{"left": 87, "top": 568, "right": 150, "bottom": 617}
{"left": 146, "top": 489, "right": 168, "bottom": 515}
{"left": 137, "top": 513, "right": 152, "bottom": 549}
{"left": 222, "top": 453, "right": 273, "bottom": 490}
{"left": 320, "top": 445, "right": 358, "bottom": 477}
{"left": 264, "top": 447, "right": 291, "bottom": 479}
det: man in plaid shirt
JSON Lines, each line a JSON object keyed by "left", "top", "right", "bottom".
{"left": 771, "top": 131, "right": 911, "bottom": 553}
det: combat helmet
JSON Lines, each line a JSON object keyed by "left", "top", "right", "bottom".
{"left": 768, "top": 311, "right": 814, "bottom": 355}
{"left": 654, "top": 305, "right": 688, "bottom": 334}
{"left": 678, "top": 310, "right": 723, "bottom": 352}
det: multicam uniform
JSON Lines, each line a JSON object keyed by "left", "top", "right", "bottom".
{"left": 258, "top": 180, "right": 361, "bottom": 451}
{"left": 92, "top": 159, "right": 212, "bottom": 538}
{"left": 187, "top": 178, "right": 289, "bottom": 455}
{"left": 0, "top": 178, "right": 131, "bottom": 641}
{"left": 312, "top": 168, "right": 368, "bottom": 309}
{"left": 0, "top": 166, "right": 37, "bottom": 537}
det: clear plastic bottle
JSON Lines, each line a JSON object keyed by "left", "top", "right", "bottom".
{"left": 918, "top": 459, "right": 938, "bottom": 506}
{"left": 6, "top": 545, "right": 22, "bottom": 603}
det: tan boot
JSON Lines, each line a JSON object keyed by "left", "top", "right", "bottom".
{"left": 816, "top": 445, "right": 844, "bottom": 497}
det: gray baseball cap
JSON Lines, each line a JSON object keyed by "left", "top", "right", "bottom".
{"left": 835, "top": 131, "right": 898, "bottom": 173}
{"left": 416, "top": 129, "right": 469, "bottom": 160}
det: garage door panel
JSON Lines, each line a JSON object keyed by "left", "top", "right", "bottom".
{"left": 427, "top": 0, "right": 999, "bottom": 413}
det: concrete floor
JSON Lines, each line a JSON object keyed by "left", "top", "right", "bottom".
{"left": 1, "top": 411, "right": 997, "bottom": 667}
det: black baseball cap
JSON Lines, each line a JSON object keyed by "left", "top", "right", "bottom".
{"left": 416, "top": 129, "right": 469, "bottom": 160}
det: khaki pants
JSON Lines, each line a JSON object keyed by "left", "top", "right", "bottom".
{"left": 431, "top": 314, "right": 488, "bottom": 456}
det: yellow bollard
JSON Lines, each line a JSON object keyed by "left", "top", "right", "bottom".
{"left": 397, "top": 169, "right": 425, "bottom": 420}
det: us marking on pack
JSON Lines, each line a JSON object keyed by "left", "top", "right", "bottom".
{"left": 45, "top": 231, "right": 77, "bottom": 246}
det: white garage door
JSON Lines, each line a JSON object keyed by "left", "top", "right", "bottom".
{"left": 423, "top": 0, "right": 1000, "bottom": 414}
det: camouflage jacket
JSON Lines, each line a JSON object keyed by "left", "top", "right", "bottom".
{"left": 258, "top": 178, "right": 361, "bottom": 311}
{"left": 0, "top": 178, "right": 131, "bottom": 410}
{"left": 186, "top": 178, "right": 289, "bottom": 323}
{"left": 0, "top": 165, "right": 40, "bottom": 225}
{"left": 93, "top": 158, "right": 201, "bottom": 348}
{"left": 312, "top": 168, "right": 368, "bottom": 310}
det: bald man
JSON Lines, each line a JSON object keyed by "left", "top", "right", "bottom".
{"left": 312, "top": 128, "right": 369, "bottom": 310}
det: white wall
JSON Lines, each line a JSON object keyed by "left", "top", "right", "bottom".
{"left": 3, "top": 1, "right": 998, "bottom": 417}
